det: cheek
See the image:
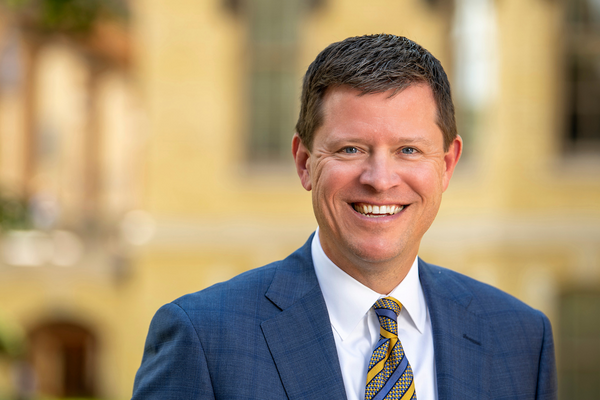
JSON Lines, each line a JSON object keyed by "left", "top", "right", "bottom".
{"left": 314, "top": 162, "right": 358, "bottom": 191}
{"left": 401, "top": 163, "right": 444, "bottom": 196}
{"left": 311, "top": 164, "right": 359, "bottom": 210}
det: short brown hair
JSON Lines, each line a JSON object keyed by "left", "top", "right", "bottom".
{"left": 295, "top": 34, "right": 457, "bottom": 151}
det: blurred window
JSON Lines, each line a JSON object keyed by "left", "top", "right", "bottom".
{"left": 452, "top": 0, "right": 498, "bottom": 154}
{"left": 565, "top": 0, "right": 600, "bottom": 152}
{"left": 247, "top": 0, "right": 303, "bottom": 163}
{"left": 558, "top": 290, "right": 600, "bottom": 399}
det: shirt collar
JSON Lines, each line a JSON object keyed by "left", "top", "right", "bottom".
{"left": 311, "top": 228, "right": 427, "bottom": 341}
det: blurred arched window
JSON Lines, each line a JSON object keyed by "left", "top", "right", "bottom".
{"left": 28, "top": 321, "right": 97, "bottom": 398}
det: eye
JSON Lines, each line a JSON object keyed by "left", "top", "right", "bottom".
{"left": 342, "top": 146, "right": 359, "bottom": 154}
{"left": 400, "top": 147, "right": 417, "bottom": 155}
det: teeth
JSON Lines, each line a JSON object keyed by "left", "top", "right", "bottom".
{"left": 353, "top": 203, "right": 404, "bottom": 216}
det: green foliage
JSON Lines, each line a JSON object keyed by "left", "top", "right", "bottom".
{"left": 0, "top": 190, "right": 30, "bottom": 232}
{"left": 0, "top": 316, "right": 25, "bottom": 359}
{"left": 1, "top": 0, "right": 130, "bottom": 34}
{"left": 37, "top": 398, "right": 102, "bottom": 400}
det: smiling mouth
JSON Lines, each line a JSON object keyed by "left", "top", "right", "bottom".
{"left": 352, "top": 203, "right": 405, "bottom": 217}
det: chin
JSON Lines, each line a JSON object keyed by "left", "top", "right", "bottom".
{"left": 348, "top": 241, "right": 407, "bottom": 265}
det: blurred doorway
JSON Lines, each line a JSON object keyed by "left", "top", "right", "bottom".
{"left": 28, "top": 321, "right": 97, "bottom": 398}
{"left": 558, "top": 290, "right": 600, "bottom": 399}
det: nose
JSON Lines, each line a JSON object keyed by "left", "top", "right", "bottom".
{"left": 358, "top": 152, "right": 400, "bottom": 192}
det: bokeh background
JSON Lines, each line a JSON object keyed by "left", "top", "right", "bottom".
{"left": 0, "top": 0, "right": 598, "bottom": 399}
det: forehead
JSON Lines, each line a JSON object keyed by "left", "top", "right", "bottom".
{"left": 321, "top": 82, "right": 435, "bottom": 109}
{"left": 316, "top": 84, "right": 441, "bottom": 144}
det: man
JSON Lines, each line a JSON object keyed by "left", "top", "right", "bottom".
{"left": 132, "top": 34, "right": 557, "bottom": 400}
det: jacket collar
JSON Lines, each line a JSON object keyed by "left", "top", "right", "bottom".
{"left": 419, "top": 259, "right": 492, "bottom": 400}
{"left": 261, "top": 233, "right": 347, "bottom": 400}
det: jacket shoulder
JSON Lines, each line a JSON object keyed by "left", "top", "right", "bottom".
{"left": 172, "top": 234, "right": 316, "bottom": 313}
{"left": 420, "top": 260, "right": 544, "bottom": 318}
{"left": 171, "top": 260, "right": 280, "bottom": 312}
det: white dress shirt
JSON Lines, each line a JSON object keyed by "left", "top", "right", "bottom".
{"left": 311, "top": 229, "right": 438, "bottom": 400}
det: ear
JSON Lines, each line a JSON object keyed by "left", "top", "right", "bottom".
{"left": 442, "top": 135, "right": 463, "bottom": 192}
{"left": 292, "top": 133, "right": 312, "bottom": 191}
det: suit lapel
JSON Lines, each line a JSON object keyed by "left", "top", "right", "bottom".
{"left": 261, "top": 235, "right": 347, "bottom": 400}
{"left": 419, "top": 260, "right": 492, "bottom": 400}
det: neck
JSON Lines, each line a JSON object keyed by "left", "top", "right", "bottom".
{"left": 327, "top": 249, "right": 417, "bottom": 294}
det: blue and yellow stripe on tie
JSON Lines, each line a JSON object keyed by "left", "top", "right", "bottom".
{"left": 365, "top": 297, "right": 416, "bottom": 400}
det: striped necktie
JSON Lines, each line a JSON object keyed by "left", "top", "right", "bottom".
{"left": 365, "top": 297, "right": 416, "bottom": 400}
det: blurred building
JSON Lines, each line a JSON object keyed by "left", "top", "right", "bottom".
{"left": 0, "top": 0, "right": 598, "bottom": 399}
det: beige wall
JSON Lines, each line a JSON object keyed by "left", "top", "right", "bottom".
{"left": 0, "top": 0, "right": 599, "bottom": 398}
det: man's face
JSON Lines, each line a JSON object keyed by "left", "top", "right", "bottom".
{"left": 293, "top": 84, "right": 462, "bottom": 284}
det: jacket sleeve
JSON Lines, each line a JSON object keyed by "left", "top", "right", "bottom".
{"left": 536, "top": 313, "right": 558, "bottom": 400}
{"left": 132, "top": 302, "right": 216, "bottom": 400}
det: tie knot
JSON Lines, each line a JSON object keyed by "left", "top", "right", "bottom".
{"left": 373, "top": 296, "right": 402, "bottom": 316}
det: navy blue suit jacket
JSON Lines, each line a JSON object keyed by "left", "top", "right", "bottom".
{"left": 132, "top": 234, "right": 557, "bottom": 399}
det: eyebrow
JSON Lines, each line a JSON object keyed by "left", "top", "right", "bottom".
{"left": 324, "top": 133, "right": 437, "bottom": 147}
